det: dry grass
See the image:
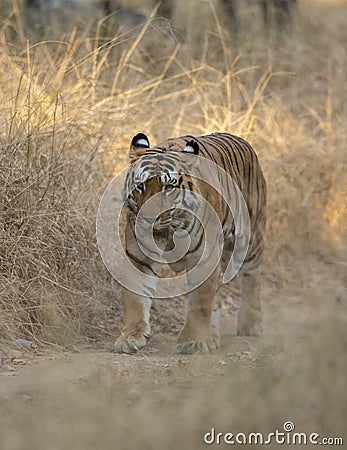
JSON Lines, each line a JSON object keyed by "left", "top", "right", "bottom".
{"left": 1, "top": 0, "right": 345, "bottom": 348}
{"left": 0, "top": 0, "right": 346, "bottom": 447}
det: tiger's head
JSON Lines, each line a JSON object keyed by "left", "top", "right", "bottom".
{"left": 123, "top": 133, "right": 202, "bottom": 239}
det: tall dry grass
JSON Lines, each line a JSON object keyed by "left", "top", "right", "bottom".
{"left": 0, "top": 0, "right": 346, "bottom": 354}
{"left": 0, "top": 2, "right": 346, "bottom": 449}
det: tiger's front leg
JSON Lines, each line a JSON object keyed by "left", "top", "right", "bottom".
{"left": 114, "top": 288, "right": 152, "bottom": 354}
{"left": 115, "top": 217, "right": 158, "bottom": 353}
{"left": 177, "top": 267, "right": 220, "bottom": 354}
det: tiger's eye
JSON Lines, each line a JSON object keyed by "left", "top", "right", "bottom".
{"left": 164, "top": 184, "right": 175, "bottom": 191}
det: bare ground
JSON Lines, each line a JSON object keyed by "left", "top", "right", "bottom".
{"left": 1, "top": 266, "right": 346, "bottom": 450}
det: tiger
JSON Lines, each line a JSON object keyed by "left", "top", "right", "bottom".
{"left": 115, "top": 132, "right": 266, "bottom": 354}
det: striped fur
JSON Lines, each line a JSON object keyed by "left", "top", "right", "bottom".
{"left": 115, "top": 132, "right": 267, "bottom": 354}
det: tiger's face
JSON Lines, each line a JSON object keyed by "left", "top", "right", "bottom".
{"left": 123, "top": 134, "right": 201, "bottom": 239}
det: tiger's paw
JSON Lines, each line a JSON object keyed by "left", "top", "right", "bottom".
{"left": 177, "top": 328, "right": 219, "bottom": 354}
{"left": 114, "top": 327, "right": 150, "bottom": 354}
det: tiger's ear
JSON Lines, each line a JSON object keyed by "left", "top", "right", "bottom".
{"left": 182, "top": 140, "right": 200, "bottom": 172}
{"left": 183, "top": 140, "right": 199, "bottom": 155}
{"left": 129, "top": 133, "right": 150, "bottom": 162}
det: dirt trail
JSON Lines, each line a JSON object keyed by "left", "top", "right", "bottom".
{"left": 0, "top": 290, "right": 346, "bottom": 450}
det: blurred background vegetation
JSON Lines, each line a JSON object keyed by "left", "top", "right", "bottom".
{"left": 0, "top": 1, "right": 346, "bottom": 449}
{"left": 0, "top": 0, "right": 345, "bottom": 348}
